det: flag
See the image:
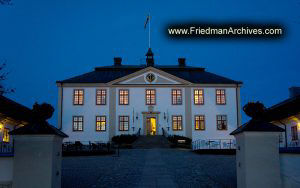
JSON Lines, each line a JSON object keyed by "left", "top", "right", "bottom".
{"left": 144, "top": 15, "right": 150, "bottom": 29}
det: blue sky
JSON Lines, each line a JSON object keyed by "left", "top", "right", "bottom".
{"left": 1, "top": 0, "right": 300, "bottom": 125}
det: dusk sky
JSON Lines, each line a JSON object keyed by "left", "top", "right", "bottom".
{"left": 1, "top": 0, "right": 300, "bottom": 125}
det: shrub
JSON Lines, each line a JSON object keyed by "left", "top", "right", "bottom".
{"left": 112, "top": 134, "right": 138, "bottom": 145}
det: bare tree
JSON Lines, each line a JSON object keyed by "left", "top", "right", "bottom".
{"left": 0, "top": 0, "right": 12, "bottom": 5}
{"left": 0, "top": 62, "right": 15, "bottom": 95}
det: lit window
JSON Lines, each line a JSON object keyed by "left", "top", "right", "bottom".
{"left": 172, "top": 89, "right": 182, "bottom": 105}
{"left": 96, "top": 116, "right": 106, "bottom": 131}
{"left": 119, "top": 89, "right": 129, "bottom": 105}
{"left": 3, "top": 128, "right": 9, "bottom": 142}
{"left": 73, "top": 116, "right": 83, "bottom": 131}
{"left": 119, "top": 116, "right": 129, "bottom": 131}
{"left": 73, "top": 89, "right": 84, "bottom": 105}
{"left": 216, "top": 89, "right": 226, "bottom": 105}
{"left": 217, "top": 115, "right": 227, "bottom": 130}
{"left": 172, "top": 115, "right": 183, "bottom": 131}
{"left": 146, "top": 89, "right": 156, "bottom": 105}
{"left": 96, "top": 89, "right": 107, "bottom": 105}
{"left": 195, "top": 115, "right": 205, "bottom": 130}
{"left": 194, "top": 89, "right": 204, "bottom": 105}
{"left": 292, "top": 126, "right": 298, "bottom": 141}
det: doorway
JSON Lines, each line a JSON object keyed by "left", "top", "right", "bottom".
{"left": 146, "top": 117, "right": 157, "bottom": 135}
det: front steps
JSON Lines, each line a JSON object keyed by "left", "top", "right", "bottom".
{"left": 132, "top": 135, "right": 171, "bottom": 149}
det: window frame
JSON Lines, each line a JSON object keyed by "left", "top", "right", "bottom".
{"left": 119, "top": 89, "right": 129, "bottom": 105}
{"left": 194, "top": 115, "right": 205, "bottom": 131}
{"left": 145, "top": 89, "right": 156, "bottom": 105}
{"left": 216, "top": 89, "right": 226, "bottom": 105}
{"left": 216, "top": 115, "right": 228, "bottom": 131}
{"left": 72, "top": 116, "right": 84, "bottom": 132}
{"left": 73, "top": 89, "right": 84, "bottom": 105}
{"left": 171, "top": 89, "right": 182, "bottom": 105}
{"left": 194, "top": 89, "right": 204, "bottom": 105}
{"left": 96, "top": 116, "right": 106, "bottom": 131}
{"left": 291, "top": 126, "right": 298, "bottom": 141}
{"left": 119, "top": 116, "right": 130, "bottom": 131}
{"left": 96, "top": 89, "right": 107, "bottom": 105}
{"left": 172, "top": 115, "right": 183, "bottom": 131}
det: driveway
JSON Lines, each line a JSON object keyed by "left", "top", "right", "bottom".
{"left": 62, "top": 149, "right": 236, "bottom": 188}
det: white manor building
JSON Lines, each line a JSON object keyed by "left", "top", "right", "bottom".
{"left": 56, "top": 49, "right": 242, "bottom": 143}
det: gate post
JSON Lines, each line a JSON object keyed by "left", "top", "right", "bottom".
{"left": 231, "top": 119, "right": 284, "bottom": 188}
{"left": 9, "top": 122, "right": 68, "bottom": 188}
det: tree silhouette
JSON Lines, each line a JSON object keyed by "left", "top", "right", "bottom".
{"left": 0, "top": 62, "right": 15, "bottom": 95}
{"left": 0, "top": 0, "right": 11, "bottom": 5}
{"left": 33, "top": 102, "right": 54, "bottom": 122}
{"left": 243, "top": 101, "right": 266, "bottom": 120}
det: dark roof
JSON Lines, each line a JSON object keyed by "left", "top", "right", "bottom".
{"left": 57, "top": 65, "right": 242, "bottom": 84}
{"left": 9, "top": 121, "right": 68, "bottom": 138}
{"left": 265, "top": 95, "right": 300, "bottom": 121}
{"left": 0, "top": 95, "right": 35, "bottom": 123}
{"left": 230, "top": 119, "right": 284, "bottom": 135}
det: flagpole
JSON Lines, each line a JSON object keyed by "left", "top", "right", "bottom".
{"left": 149, "top": 14, "right": 151, "bottom": 48}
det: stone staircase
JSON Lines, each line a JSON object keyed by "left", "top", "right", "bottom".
{"left": 132, "top": 135, "right": 171, "bottom": 149}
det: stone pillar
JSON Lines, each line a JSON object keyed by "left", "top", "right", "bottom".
{"left": 231, "top": 120, "right": 284, "bottom": 188}
{"left": 9, "top": 122, "right": 68, "bottom": 188}
{"left": 12, "top": 135, "right": 63, "bottom": 188}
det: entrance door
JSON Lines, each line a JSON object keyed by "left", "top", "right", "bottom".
{"left": 146, "top": 117, "right": 157, "bottom": 135}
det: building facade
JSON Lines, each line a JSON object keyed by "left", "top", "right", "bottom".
{"left": 266, "top": 87, "right": 300, "bottom": 148}
{"left": 57, "top": 49, "right": 242, "bottom": 143}
{"left": 0, "top": 95, "right": 35, "bottom": 155}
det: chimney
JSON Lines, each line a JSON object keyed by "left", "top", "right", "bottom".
{"left": 289, "top": 87, "right": 300, "bottom": 98}
{"left": 178, "top": 58, "right": 186, "bottom": 67}
{"left": 114, "top": 57, "right": 122, "bottom": 66}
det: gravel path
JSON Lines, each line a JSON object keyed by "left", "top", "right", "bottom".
{"left": 62, "top": 149, "right": 236, "bottom": 188}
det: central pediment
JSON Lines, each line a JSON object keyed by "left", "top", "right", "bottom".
{"left": 108, "top": 67, "right": 191, "bottom": 85}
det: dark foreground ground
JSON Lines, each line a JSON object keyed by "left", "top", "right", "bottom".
{"left": 62, "top": 148, "right": 236, "bottom": 188}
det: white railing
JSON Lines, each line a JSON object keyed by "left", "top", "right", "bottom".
{"left": 288, "top": 141, "right": 300, "bottom": 147}
{"left": 192, "top": 139, "right": 236, "bottom": 150}
{"left": 0, "top": 142, "right": 14, "bottom": 156}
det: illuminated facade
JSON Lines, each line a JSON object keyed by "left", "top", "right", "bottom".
{"left": 0, "top": 95, "right": 34, "bottom": 145}
{"left": 267, "top": 87, "right": 300, "bottom": 147}
{"left": 57, "top": 49, "right": 242, "bottom": 142}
